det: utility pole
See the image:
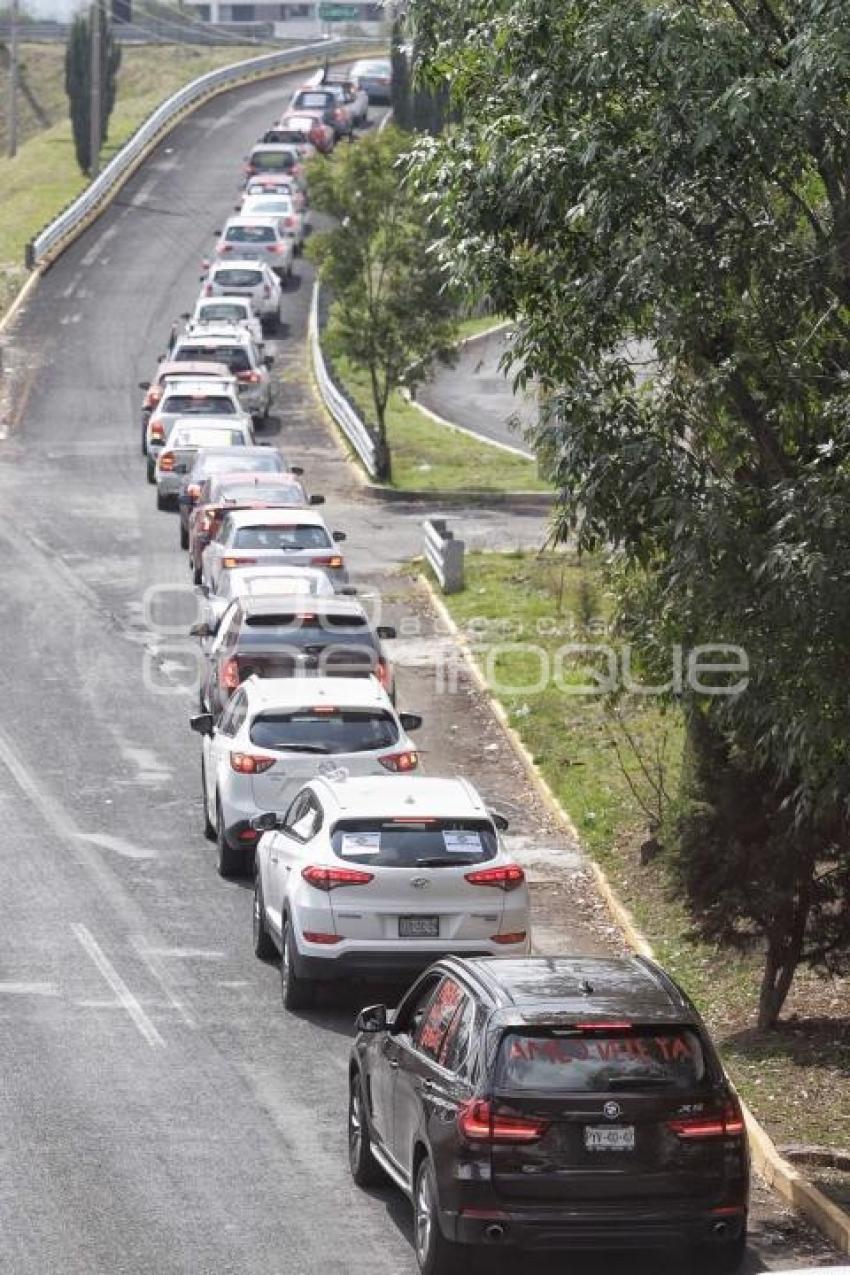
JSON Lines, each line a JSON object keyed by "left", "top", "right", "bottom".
{"left": 7, "top": 0, "right": 19, "bottom": 158}
{"left": 89, "top": 0, "right": 101, "bottom": 177}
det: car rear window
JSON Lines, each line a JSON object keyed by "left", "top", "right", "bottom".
{"left": 297, "top": 92, "right": 331, "bottom": 108}
{"left": 250, "top": 709, "right": 398, "bottom": 754}
{"left": 162, "top": 395, "right": 235, "bottom": 414}
{"left": 171, "top": 428, "right": 245, "bottom": 448}
{"left": 214, "top": 269, "right": 263, "bottom": 287}
{"left": 495, "top": 1028, "right": 707, "bottom": 1093}
{"left": 252, "top": 151, "right": 293, "bottom": 170}
{"left": 218, "top": 483, "right": 303, "bottom": 504}
{"left": 196, "top": 453, "right": 282, "bottom": 476}
{"left": 233, "top": 526, "right": 331, "bottom": 550}
{"left": 199, "top": 304, "right": 249, "bottom": 323}
{"left": 245, "top": 199, "right": 292, "bottom": 216}
{"left": 177, "top": 347, "right": 252, "bottom": 373}
{"left": 226, "top": 225, "right": 276, "bottom": 243}
{"left": 244, "top": 576, "right": 317, "bottom": 596}
{"left": 330, "top": 819, "right": 498, "bottom": 867}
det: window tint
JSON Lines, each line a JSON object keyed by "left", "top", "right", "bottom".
{"left": 252, "top": 151, "right": 294, "bottom": 170}
{"left": 214, "top": 269, "right": 263, "bottom": 287}
{"left": 297, "top": 92, "right": 332, "bottom": 107}
{"left": 233, "top": 525, "right": 331, "bottom": 550}
{"left": 249, "top": 709, "right": 398, "bottom": 754}
{"left": 330, "top": 819, "right": 497, "bottom": 868}
{"left": 217, "top": 482, "right": 303, "bottom": 505}
{"left": 415, "top": 979, "right": 464, "bottom": 1061}
{"left": 495, "top": 1028, "right": 707, "bottom": 1094}
{"left": 218, "top": 689, "right": 246, "bottom": 736}
{"left": 163, "top": 396, "right": 236, "bottom": 415}
{"left": 226, "top": 225, "right": 276, "bottom": 243}
{"left": 439, "top": 995, "right": 477, "bottom": 1075}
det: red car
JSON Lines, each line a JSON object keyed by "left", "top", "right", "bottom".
{"left": 188, "top": 471, "right": 325, "bottom": 584}
{"left": 278, "top": 111, "right": 335, "bottom": 155}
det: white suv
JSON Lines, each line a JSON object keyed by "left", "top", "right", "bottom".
{"left": 145, "top": 378, "right": 246, "bottom": 481}
{"left": 190, "top": 676, "right": 422, "bottom": 877}
{"left": 201, "top": 259, "right": 283, "bottom": 333}
{"left": 250, "top": 775, "right": 531, "bottom": 1009}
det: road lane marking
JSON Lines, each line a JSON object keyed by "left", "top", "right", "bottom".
{"left": 79, "top": 224, "right": 117, "bottom": 267}
{"left": 133, "top": 940, "right": 195, "bottom": 1029}
{"left": 76, "top": 832, "right": 158, "bottom": 861}
{"left": 71, "top": 923, "right": 165, "bottom": 1048}
{"left": 0, "top": 982, "right": 59, "bottom": 996}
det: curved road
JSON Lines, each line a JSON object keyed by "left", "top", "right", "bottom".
{"left": 0, "top": 68, "right": 833, "bottom": 1275}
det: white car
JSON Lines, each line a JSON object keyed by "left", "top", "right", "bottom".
{"left": 201, "top": 507, "right": 348, "bottom": 594}
{"left": 170, "top": 330, "right": 274, "bottom": 423}
{"left": 145, "top": 378, "right": 246, "bottom": 480}
{"left": 241, "top": 174, "right": 307, "bottom": 216}
{"left": 306, "top": 68, "right": 368, "bottom": 126}
{"left": 201, "top": 259, "right": 283, "bottom": 332}
{"left": 155, "top": 418, "right": 255, "bottom": 509}
{"left": 239, "top": 194, "right": 304, "bottom": 253}
{"left": 205, "top": 564, "right": 349, "bottom": 626}
{"left": 250, "top": 775, "right": 531, "bottom": 1008}
{"left": 183, "top": 296, "right": 264, "bottom": 349}
{"left": 213, "top": 216, "right": 294, "bottom": 279}
{"left": 191, "top": 675, "right": 422, "bottom": 877}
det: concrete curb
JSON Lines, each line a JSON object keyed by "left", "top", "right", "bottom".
{"left": 418, "top": 570, "right": 850, "bottom": 1256}
{"left": 455, "top": 318, "right": 511, "bottom": 348}
{"left": 402, "top": 387, "right": 536, "bottom": 461}
{"left": 361, "top": 482, "right": 553, "bottom": 508}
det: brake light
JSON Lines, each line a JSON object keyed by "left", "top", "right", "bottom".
{"left": 464, "top": 865, "right": 525, "bottom": 891}
{"left": 375, "top": 657, "right": 390, "bottom": 690}
{"left": 150, "top": 422, "right": 165, "bottom": 440}
{"left": 222, "top": 557, "right": 257, "bottom": 568}
{"left": 187, "top": 483, "right": 201, "bottom": 501}
{"left": 458, "top": 1099, "right": 547, "bottom": 1145}
{"left": 491, "top": 931, "right": 527, "bottom": 944}
{"left": 159, "top": 453, "right": 175, "bottom": 472}
{"left": 237, "top": 370, "right": 262, "bottom": 383}
{"left": 302, "top": 931, "right": 343, "bottom": 944}
{"left": 230, "top": 752, "right": 275, "bottom": 774}
{"left": 668, "top": 1102, "right": 745, "bottom": 1140}
{"left": 269, "top": 243, "right": 288, "bottom": 255}
{"left": 310, "top": 555, "right": 343, "bottom": 568}
{"left": 379, "top": 751, "right": 419, "bottom": 772}
{"left": 283, "top": 216, "right": 296, "bottom": 228}
{"left": 574, "top": 1021, "right": 633, "bottom": 1031}
{"left": 301, "top": 865, "right": 374, "bottom": 891}
{"left": 219, "top": 657, "right": 240, "bottom": 690}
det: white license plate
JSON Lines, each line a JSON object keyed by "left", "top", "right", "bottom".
{"left": 398, "top": 915, "right": 439, "bottom": 938}
{"left": 584, "top": 1125, "right": 635, "bottom": 1152}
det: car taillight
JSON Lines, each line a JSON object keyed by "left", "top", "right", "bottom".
{"left": 379, "top": 751, "right": 419, "bottom": 772}
{"left": 301, "top": 865, "right": 374, "bottom": 891}
{"left": 283, "top": 216, "right": 296, "bottom": 228}
{"left": 458, "top": 1099, "right": 547, "bottom": 1145}
{"left": 219, "top": 244, "right": 232, "bottom": 254}
{"left": 269, "top": 243, "right": 288, "bottom": 255}
{"left": 230, "top": 752, "right": 275, "bottom": 774}
{"left": 219, "top": 657, "right": 240, "bottom": 690}
{"left": 159, "top": 453, "right": 175, "bottom": 471}
{"left": 237, "top": 370, "right": 262, "bottom": 383}
{"left": 375, "top": 657, "right": 390, "bottom": 690}
{"left": 187, "top": 483, "right": 201, "bottom": 501}
{"left": 310, "top": 555, "right": 343, "bottom": 569}
{"left": 263, "top": 285, "right": 271, "bottom": 298}
{"left": 464, "top": 864, "right": 525, "bottom": 891}
{"left": 222, "top": 557, "right": 257, "bottom": 568}
{"left": 150, "top": 422, "right": 165, "bottom": 440}
{"left": 491, "top": 931, "right": 527, "bottom": 944}
{"left": 668, "top": 1101, "right": 745, "bottom": 1140}
{"left": 302, "top": 931, "right": 343, "bottom": 945}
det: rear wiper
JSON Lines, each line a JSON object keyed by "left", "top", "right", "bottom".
{"left": 274, "top": 744, "right": 330, "bottom": 754}
{"left": 607, "top": 1076, "right": 671, "bottom": 1091}
{"left": 415, "top": 856, "right": 479, "bottom": 867}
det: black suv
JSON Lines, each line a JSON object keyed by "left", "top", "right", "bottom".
{"left": 348, "top": 955, "right": 748, "bottom": 1275}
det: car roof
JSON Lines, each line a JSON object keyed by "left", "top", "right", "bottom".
{"left": 223, "top": 507, "right": 326, "bottom": 528}
{"left": 251, "top": 143, "right": 297, "bottom": 154}
{"left": 209, "top": 259, "right": 268, "bottom": 272}
{"left": 309, "top": 775, "right": 487, "bottom": 819}
{"left": 194, "top": 446, "right": 281, "bottom": 461}
{"left": 222, "top": 564, "right": 330, "bottom": 586}
{"left": 166, "top": 417, "right": 250, "bottom": 438}
{"left": 240, "top": 674, "right": 391, "bottom": 711}
{"left": 239, "top": 594, "right": 364, "bottom": 619}
{"left": 225, "top": 215, "right": 283, "bottom": 228}
{"left": 197, "top": 296, "right": 251, "bottom": 308}
{"left": 158, "top": 360, "right": 231, "bottom": 378}
{"left": 437, "top": 956, "right": 693, "bottom": 1025}
{"left": 175, "top": 335, "right": 251, "bottom": 351}
{"left": 162, "top": 380, "right": 235, "bottom": 396}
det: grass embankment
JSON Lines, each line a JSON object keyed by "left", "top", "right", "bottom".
{"left": 455, "top": 313, "right": 508, "bottom": 340}
{"left": 0, "top": 43, "right": 274, "bottom": 315}
{"left": 334, "top": 355, "right": 548, "bottom": 493}
{"left": 437, "top": 550, "right": 850, "bottom": 1154}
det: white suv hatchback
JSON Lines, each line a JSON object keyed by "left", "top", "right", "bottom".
{"left": 251, "top": 775, "right": 531, "bottom": 1009}
{"left": 191, "top": 676, "right": 422, "bottom": 877}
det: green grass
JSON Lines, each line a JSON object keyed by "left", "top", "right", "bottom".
{"left": 455, "top": 313, "right": 508, "bottom": 341}
{"left": 334, "top": 355, "right": 549, "bottom": 492}
{"left": 439, "top": 550, "right": 850, "bottom": 1152}
{"left": 0, "top": 43, "right": 274, "bottom": 310}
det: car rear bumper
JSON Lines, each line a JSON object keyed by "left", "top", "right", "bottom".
{"left": 156, "top": 473, "right": 184, "bottom": 496}
{"left": 292, "top": 944, "right": 499, "bottom": 981}
{"left": 449, "top": 1206, "right": 747, "bottom": 1252}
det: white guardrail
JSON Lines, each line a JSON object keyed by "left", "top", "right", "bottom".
{"left": 28, "top": 37, "right": 371, "bottom": 267}
{"left": 308, "top": 283, "right": 380, "bottom": 478}
{"left": 423, "top": 518, "right": 465, "bottom": 593}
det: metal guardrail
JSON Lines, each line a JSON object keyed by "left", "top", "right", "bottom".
{"left": 423, "top": 518, "right": 464, "bottom": 593}
{"left": 27, "top": 37, "right": 372, "bottom": 268}
{"left": 309, "top": 283, "right": 380, "bottom": 478}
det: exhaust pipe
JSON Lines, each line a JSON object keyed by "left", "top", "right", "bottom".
{"left": 712, "top": 1221, "right": 729, "bottom": 1238}
{"left": 485, "top": 1224, "right": 506, "bottom": 1242}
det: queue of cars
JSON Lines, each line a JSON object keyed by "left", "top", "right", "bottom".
{"left": 135, "top": 59, "right": 751, "bottom": 1274}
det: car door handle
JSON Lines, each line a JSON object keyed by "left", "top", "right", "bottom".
{"left": 387, "top": 1057, "right": 399, "bottom": 1070}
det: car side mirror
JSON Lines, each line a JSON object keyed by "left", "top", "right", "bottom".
{"left": 138, "top": 380, "right": 150, "bottom": 390}
{"left": 399, "top": 712, "right": 422, "bottom": 732}
{"left": 376, "top": 625, "right": 396, "bottom": 640}
{"left": 290, "top": 465, "right": 304, "bottom": 476}
{"left": 251, "top": 811, "right": 280, "bottom": 832}
{"left": 355, "top": 1004, "right": 387, "bottom": 1034}
{"left": 309, "top": 494, "right": 325, "bottom": 505}
{"left": 490, "top": 811, "right": 510, "bottom": 831}
{"left": 190, "top": 622, "right": 212, "bottom": 638}
{"left": 190, "top": 712, "right": 214, "bottom": 736}
{"left": 332, "top": 531, "right": 346, "bottom": 543}
{"left": 263, "top": 355, "right": 275, "bottom": 368}
{"left": 340, "top": 585, "right": 357, "bottom": 595}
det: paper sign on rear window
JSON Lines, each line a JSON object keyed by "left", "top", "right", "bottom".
{"left": 443, "top": 831, "right": 483, "bottom": 854}
{"left": 339, "top": 831, "right": 381, "bottom": 857}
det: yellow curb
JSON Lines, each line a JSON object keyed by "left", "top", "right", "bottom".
{"left": 419, "top": 569, "right": 850, "bottom": 1256}
{"left": 0, "top": 265, "right": 43, "bottom": 336}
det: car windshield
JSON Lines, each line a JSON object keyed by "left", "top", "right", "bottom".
{"left": 250, "top": 709, "right": 398, "bottom": 754}
{"left": 495, "top": 1028, "right": 707, "bottom": 1093}
{"left": 226, "top": 225, "right": 275, "bottom": 243}
{"left": 199, "top": 304, "right": 248, "bottom": 323}
{"left": 233, "top": 526, "right": 331, "bottom": 550}
{"left": 162, "top": 395, "right": 235, "bottom": 414}
{"left": 214, "top": 269, "right": 263, "bottom": 287}
{"left": 177, "top": 347, "right": 252, "bottom": 373}
{"left": 219, "top": 483, "right": 302, "bottom": 504}
{"left": 171, "top": 428, "right": 245, "bottom": 448}
{"left": 330, "top": 819, "right": 498, "bottom": 867}
{"left": 252, "top": 152, "right": 293, "bottom": 170}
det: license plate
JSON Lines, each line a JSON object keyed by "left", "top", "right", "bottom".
{"left": 398, "top": 915, "right": 439, "bottom": 938}
{"left": 584, "top": 1125, "right": 635, "bottom": 1152}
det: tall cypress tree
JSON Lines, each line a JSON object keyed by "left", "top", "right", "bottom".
{"left": 64, "top": 7, "right": 122, "bottom": 175}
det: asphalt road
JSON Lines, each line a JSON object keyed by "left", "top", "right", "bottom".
{"left": 0, "top": 68, "right": 836, "bottom": 1275}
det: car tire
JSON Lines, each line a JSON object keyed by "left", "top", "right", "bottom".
{"left": 413, "top": 1158, "right": 461, "bottom": 1275}
{"left": 215, "top": 800, "right": 243, "bottom": 879}
{"left": 695, "top": 1231, "right": 746, "bottom": 1274}
{"left": 192, "top": 560, "right": 202, "bottom": 587}
{"left": 348, "top": 1073, "right": 384, "bottom": 1187}
{"left": 280, "top": 919, "right": 314, "bottom": 1010}
{"left": 146, "top": 458, "right": 156, "bottom": 484}
{"left": 201, "top": 758, "right": 216, "bottom": 841}
{"left": 252, "top": 872, "right": 276, "bottom": 959}
{"left": 179, "top": 520, "right": 189, "bottom": 550}
{"left": 156, "top": 490, "right": 168, "bottom": 511}
{"left": 141, "top": 428, "right": 148, "bottom": 456}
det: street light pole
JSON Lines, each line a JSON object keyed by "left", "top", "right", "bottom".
{"left": 89, "top": 0, "right": 102, "bottom": 177}
{"left": 7, "top": 0, "right": 19, "bottom": 158}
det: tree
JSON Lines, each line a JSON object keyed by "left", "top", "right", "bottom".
{"left": 65, "top": 7, "right": 121, "bottom": 175}
{"left": 307, "top": 126, "right": 459, "bottom": 481}
{"left": 406, "top": 0, "right": 850, "bottom": 1025}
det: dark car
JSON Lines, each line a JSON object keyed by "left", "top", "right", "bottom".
{"left": 195, "top": 595, "right": 397, "bottom": 717}
{"left": 349, "top": 955, "right": 749, "bottom": 1275}
{"left": 177, "top": 447, "right": 296, "bottom": 549}
{"left": 187, "top": 470, "right": 323, "bottom": 580}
